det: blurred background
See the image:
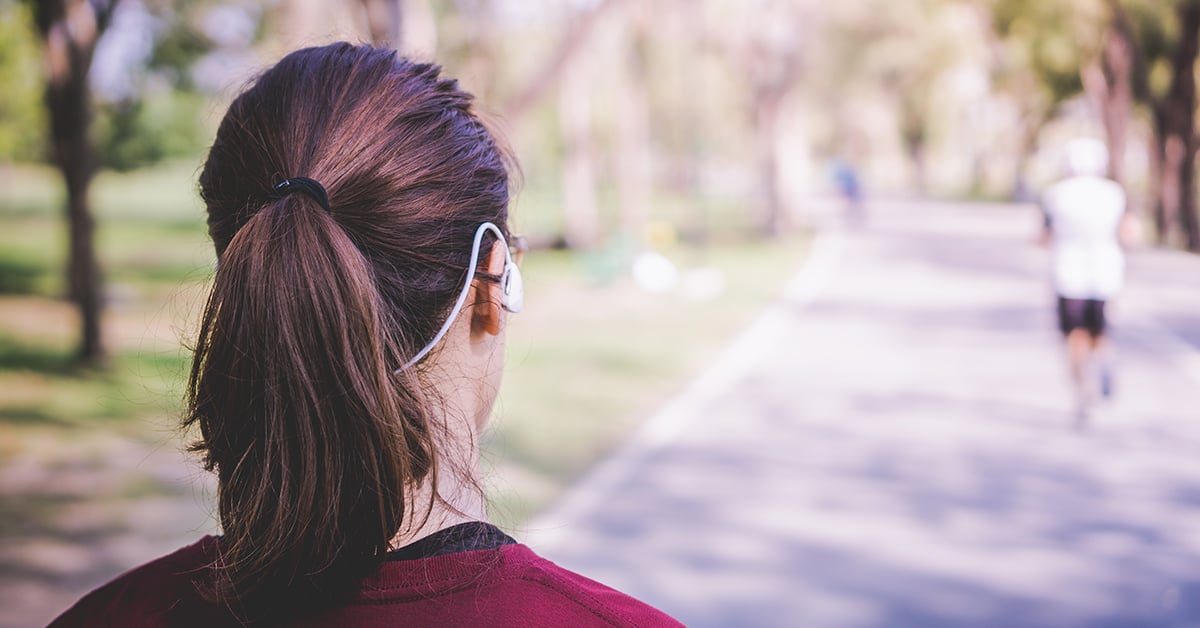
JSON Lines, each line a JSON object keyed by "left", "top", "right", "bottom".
{"left": 2, "top": 0, "right": 1199, "bottom": 626}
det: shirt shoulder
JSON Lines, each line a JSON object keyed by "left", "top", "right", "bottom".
{"left": 1045, "top": 175, "right": 1124, "bottom": 201}
{"left": 48, "top": 537, "right": 226, "bottom": 628}
{"left": 494, "top": 545, "right": 684, "bottom": 627}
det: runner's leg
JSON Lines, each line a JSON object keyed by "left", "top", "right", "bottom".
{"left": 1058, "top": 297, "right": 1094, "bottom": 422}
{"left": 1087, "top": 300, "right": 1112, "bottom": 398}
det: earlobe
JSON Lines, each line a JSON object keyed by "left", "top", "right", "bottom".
{"left": 469, "top": 244, "right": 507, "bottom": 338}
{"left": 470, "top": 282, "right": 503, "bottom": 337}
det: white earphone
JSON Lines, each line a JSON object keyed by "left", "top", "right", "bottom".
{"left": 396, "top": 222, "right": 523, "bottom": 372}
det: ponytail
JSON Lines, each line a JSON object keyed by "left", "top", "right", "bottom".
{"left": 185, "top": 195, "right": 435, "bottom": 619}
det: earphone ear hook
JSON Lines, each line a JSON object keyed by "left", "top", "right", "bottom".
{"left": 396, "top": 222, "right": 522, "bottom": 373}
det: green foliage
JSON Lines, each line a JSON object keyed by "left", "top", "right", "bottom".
{"left": 990, "top": 0, "right": 1101, "bottom": 109}
{"left": 89, "top": 3, "right": 220, "bottom": 170}
{"left": 145, "top": 10, "right": 211, "bottom": 92}
{"left": 0, "top": 248, "right": 43, "bottom": 295}
{"left": 0, "top": 1, "right": 47, "bottom": 162}
{"left": 94, "top": 90, "right": 209, "bottom": 171}
{"left": 1124, "top": 0, "right": 1188, "bottom": 102}
{"left": 0, "top": 0, "right": 218, "bottom": 168}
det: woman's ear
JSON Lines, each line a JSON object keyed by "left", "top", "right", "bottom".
{"left": 470, "top": 243, "right": 507, "bottom": 339}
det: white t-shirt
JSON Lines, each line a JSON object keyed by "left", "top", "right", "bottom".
{"left": 1041, "top": 175, "right": 1126, "bottom": 299}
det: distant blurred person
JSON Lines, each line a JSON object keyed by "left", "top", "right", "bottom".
{"left": 1039, "top": 138, "right": 1134, "bottom": 423}
{"left": 50, "top": 43, "right": 680, "bottom": 627}
{"left": 831, "top": 158, "right": 865, "bottom": 225}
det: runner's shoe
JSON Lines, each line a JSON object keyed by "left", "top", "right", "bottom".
{"left": 1099, "top": 365, "right": 1114, "bottom": 399}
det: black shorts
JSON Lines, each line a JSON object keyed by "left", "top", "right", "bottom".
{"left": 1057, "top": 297, "right": 1107, "bottom": 337}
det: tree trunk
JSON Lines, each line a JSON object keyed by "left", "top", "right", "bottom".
{"left": 1162, "top": 134, "right": 1184, "bottom": 247}
{"left": 1166, "top": 3, "right": 1200, "bottom": 250}
{"left": 754, "top": 86, "right": 785, "bottom": 237}
{"left": 63, "top": 121, "right": 102, "bottom": 364}
{"left": 1150, "top": 105, "right": 1170, "bottom": 244}
{"left": 615, "top": 3, "right": 652, "bottom": 246}
{"left": 905, "top": 136, "right": 927, "bottom": 196}
{"left": 1098, "top": 6, "right": 1134, "bottom": 188}
{"left": 1102, "top": 0, "right": 1172, "bottom": 236}
{"left": 744, "top": 1, "right": 802, "bottom": 238}
{"left": 33, "top": 0, "right": 116, "bottom": 366}
{"left": 899, "top": 100, "right": 928, "bottom": 194}
{"left": 359, "top": 0, "right": 402, "bottom": 47}
{"left": 1012, "top": 112, "right": 1043, "bottom": 202}
{"left": 558, "top": 53, "right": 599, "bottom": 249}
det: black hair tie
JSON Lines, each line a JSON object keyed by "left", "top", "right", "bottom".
{"left": 269, "top": 177, "right": 332, "bottom": 213}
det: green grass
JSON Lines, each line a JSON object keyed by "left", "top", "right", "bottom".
{"left": 0, "top": 161, "right": 214, "bottom": 298}
{"left": 0, "top": 332, "right": 191, "bottom": 428}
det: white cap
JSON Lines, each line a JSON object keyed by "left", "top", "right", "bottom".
{"left": 1065, "top": 138, "right": 1109, "bottom": 177}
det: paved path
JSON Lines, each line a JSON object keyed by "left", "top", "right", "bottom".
{"left": 525, "top": 200, "right": 1200, "bottom": 628}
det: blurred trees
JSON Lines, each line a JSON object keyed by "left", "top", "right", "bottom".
{"left": 7, "top": 0, "right": 1200, "bottom": 329}
{"left": 268, "top": 0, "right": 1200, "bottom": 250}
{"left": 1084, "top": 0, "right": 1200, "bottom": 248}
{"left": 1120, "top": 0, "right": 1200, "bottom": 248}
{"left": 986, "top": 0, "right": 1101, "bottom": 193}
{"left": 988, "top": 0, "right": 1200, "bottom": 249}
{"left": 837, "top": 1, "right": 984, "bottom": 193}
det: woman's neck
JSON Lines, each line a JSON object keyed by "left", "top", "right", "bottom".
{"left": 391, "top": 322, "right": 503, "bottom": 548}
{"left": 389, "top": 401, "right": 490, "bottom": 549}
{"left": 390, "top": 490, "right": 488, "bottom": 549}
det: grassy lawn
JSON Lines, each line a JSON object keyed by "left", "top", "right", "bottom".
{"left": 0, "top": 162, "right": 207, "bottom": 441}
{"left": 0, "top": 161, "right": 809, "bottom": 623}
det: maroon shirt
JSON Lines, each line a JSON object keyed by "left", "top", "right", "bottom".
{"left": 49, "top": 535, "right": 682, "bottom": 627}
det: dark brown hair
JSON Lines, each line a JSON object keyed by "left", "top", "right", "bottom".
{"left": 187, "top": 43, "right": 511, "bottom": 620}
